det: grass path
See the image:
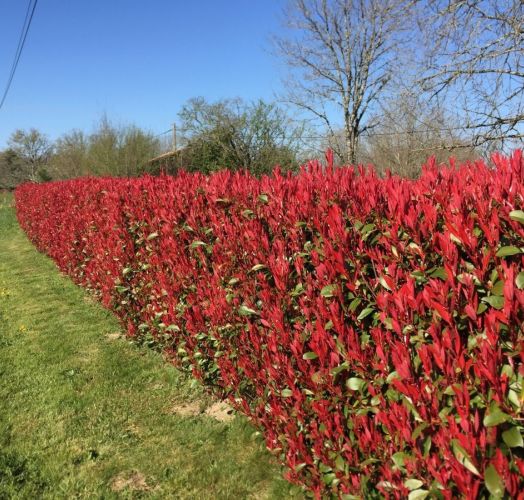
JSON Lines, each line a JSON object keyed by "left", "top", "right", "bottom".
{"left": 0, "top": 193, "right": 298, "bottom": 499}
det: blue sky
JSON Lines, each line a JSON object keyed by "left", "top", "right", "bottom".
{"left": 0, "top": 0, "right": 288, "bottom": 147}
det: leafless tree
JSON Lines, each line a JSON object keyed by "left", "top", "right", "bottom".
{"left": 7, "top": 128, "right": 52, "bottom": 181}
{"left": 358, "top": 91, "right": 478, "bottom": 176}
{"left": 275, "top": 0, "right": 416, "bottom": 164}
{"left": 420, "top": 0, "right": 524, "bottom": 148}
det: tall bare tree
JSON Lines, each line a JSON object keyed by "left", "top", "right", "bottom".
{"left": 276, "top": 0, "right": 416, "bottom": 164}
{"left": 420, "top": 0, "right": 524, "bottom": 148}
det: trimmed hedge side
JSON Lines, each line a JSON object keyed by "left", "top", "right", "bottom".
{"left": 15, "top": 152, "right": 524, "bottom": 498}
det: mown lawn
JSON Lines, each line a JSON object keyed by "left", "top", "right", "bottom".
{"left": 0, "top": 192, "right": 300, "bottom": 499}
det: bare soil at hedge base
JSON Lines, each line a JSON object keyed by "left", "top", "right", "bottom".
{"left": 0, "top": 192, "right": 301, "bottom": 499}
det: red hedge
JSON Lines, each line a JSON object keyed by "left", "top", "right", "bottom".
{"left": 15, "top": 152, "right": 524, "bottom": 498}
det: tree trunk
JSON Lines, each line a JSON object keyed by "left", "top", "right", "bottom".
{"left": 344, "top": 122, "right": 357, "bottom": 165}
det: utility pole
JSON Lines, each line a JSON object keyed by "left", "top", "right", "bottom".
{"left": 172, "top": 123, "right": 177, "bottom": 152}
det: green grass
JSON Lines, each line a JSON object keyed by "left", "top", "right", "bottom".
{"left": 0, "top": 192, "right": 301, "bottom": 499}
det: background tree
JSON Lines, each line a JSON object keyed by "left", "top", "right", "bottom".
{"left": 420, "top": 0, "right": 524, "bottom": 148}
{"left": 7, "top": 128, "right": 52, "bottom": 181}
{"left": 358, "top": 91, "right": 478, "bottom": 177}
{"left": 50, "top": 130, "right": 89, "bottom": 179}
{"left": 119, "top": 125, "right": 162, "bottom": 176}
{"left": 50, "top": 116, "right": 161, "bottom": 178}
{"left": 276, "top": 0, "right": 416, "bottom": 164}
{"left": 86, "top": 115, "right": 121, "bottom": 176}
{"left": 177, "top": 97, "right": 306, "bottom": 175}
{"left": 0, "top": 149, "right": 26, "bottom": 189}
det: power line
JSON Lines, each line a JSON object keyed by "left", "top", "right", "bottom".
{"left": 0, "top": 0, "right": 39, "bottom": 111}
{"left": 155, "top": 125, "right": 191, "bottom": 138}
{"left": 155, "top": 117, "right": 516, "bottom": 153}
{"left": 155, "top": 125, "right": 472, "bottom": 141}
{"left": 8, "top": 1, "right": 33, "bottom": 82}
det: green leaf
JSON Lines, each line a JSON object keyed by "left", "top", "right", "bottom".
{"left": 477, "top": 303, "right": 488, "bottom": 314}
{"left": 411, "top": 423, "right": 428, "bottom": 441}
{"left": 122, "top": 267, "right": 132, "bottom": 275}
{"left": 449, "top": 233, "right": 462, "bottom": 245}
{"left": 357, "top": 307, "right": 374, "bottom": 321}
{"left": 322, "top": 472, "right": 337, "bottom": 485}
{"left": 386, "top": 370, "right": 400, "bottom": 383}
{"left": 516, "top": 272, "right": 524, "bottom": 290}
{"left": 320, "top": 284, "right": 337, "bottom": 297}
{"left": 281, "top": 389, "right": 293, "bottom": 398}
{"left": 331, "top": 361, "right": 349, "bottom": 376}
{"left": 496, "top": 246, "right": 521, "bottom": 257}
{"left": 508, "top": 389, "right": 520, "bottom": 408}
{"left": 444, "top": 384, "right": 460, "bottom": 396}
{"left": 302, "top": 352, "right": 318, "bottom": 360}
{"left": 408, "top": 490, "right": 429, "bottom": 500}
{"left": 411, "top": 270, "right": 425, "bottom": 280}
{"left": 491, "top": 280, "right": 504, "bottom": 296}
{"left": 324, "top": 320, "right": 334, "bottom": 330}
{"left": 423, "top": 436, "right": 431, "bottom": 457}
{"left": 294, "top": 462, "right": 306, "bottom": 472}
{"left": 430, "top": 267, "right": 448, "bottom": 280}
{"left": 392, "top": 451, "right": 408, "bottom": 469}
{"left": 251, "top": 264, "right": 266, "bottom": 272}
{"left": 346, "top": 377, "right": 365, "bottom": 391}
{"left": 190, "top": 240, "right": 207, "bottom": 249}
{"left": 290, "top": 283, "right": 305, "bottom": 296}
{"left": 483, "top": 408, "right": 510, "bottom": 427}
{"left": 451, "top": 440, "right": 480, "bottom": 476}
{"left": 481, "top": 295, "right": 505, "bottom": 310}
{"left": 379, "top": 276, "right": 392, "bottom": 290}
{"left": 146, "top": 232, "right": 159, "bottom": 240}
{"left": 404, "top": 479, "right": 424, "bottom": 491}
{"left": 361, "top": 223, "right": 375, "bottom": 235}
{"left": 335, "top": 455, "right": 345, "bottom": 471}
{"left": 502, "top": 426, "right": 523, "bottom": 447}
{"left": 509, "top": 209, "right": 524, "bottom": 224}
{"left": 238, "top": 305, "right": 258, "bottom": 316}
{"left": 501, "top": 364, "right": 514, "bottom": 378}
{"left": 348, "top": 297, "right": 362, "bottom": 312}
{"left": 484, "top": 464, "right": 504, "bottom": 498}
{"left": 382, "top": 317, "right": 393, "bottom": 330}
{"left": 258, "top": 193, "right": 269, "bottom": 203}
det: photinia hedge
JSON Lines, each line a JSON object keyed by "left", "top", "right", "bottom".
{"left": 15, "top": 151, "right": 524, "bottom": 498}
